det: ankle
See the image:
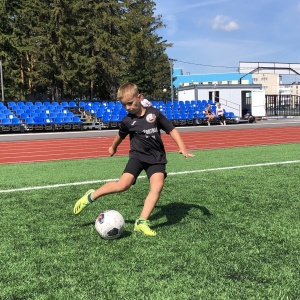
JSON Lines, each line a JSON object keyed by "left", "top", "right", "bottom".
{"left": 88, "top": 193, "right": 94, "bottom": 203}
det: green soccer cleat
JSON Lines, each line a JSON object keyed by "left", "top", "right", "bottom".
{"left": 134, "top": 219, "right": 157, "bottom": 236}
{"left": 73, "top": 189, "right": 95, "bottom": 215}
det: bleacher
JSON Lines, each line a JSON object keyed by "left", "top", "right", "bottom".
{"left": 0, "top": 99, "right": 239, "bottom": 133}
{"left": 79, "top": 99, "right": 239, "bottom": 129}
{"left": 0, "top": 100, "right": 82, "bottom": 133}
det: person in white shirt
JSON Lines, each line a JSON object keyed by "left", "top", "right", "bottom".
{"left": 216, "top": 102, "right": 226, "bottom": 125}
{"left": 141, "top": 98, "right": 152, "bottom": 107}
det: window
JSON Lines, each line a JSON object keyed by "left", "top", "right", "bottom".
{"left": 208, "top": 91, "right": 219, "bottom": 102}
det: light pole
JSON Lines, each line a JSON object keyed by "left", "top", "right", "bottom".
{"left": 168, "top": 58, "right": 176, "bottom": 103}
{"left": 0, "top": 60, "right": 4, "bottom": 103}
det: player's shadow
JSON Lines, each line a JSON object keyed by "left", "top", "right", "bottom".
{"left": 150, "top": 202, "right": 212, "bottom": 229}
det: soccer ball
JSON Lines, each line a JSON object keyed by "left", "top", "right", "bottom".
{"left": 95, "top": 210, "right": 125, "bottom": 240}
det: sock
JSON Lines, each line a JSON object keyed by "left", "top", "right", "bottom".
{"left": 87, "top": 193, "right": 94, "bottom": 203}
{"left": 137, "top": 218, "right": 146, "bottom": 223}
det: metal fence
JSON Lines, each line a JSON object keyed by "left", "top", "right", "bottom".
{"left": 266, "top": 94, "right": 300, "bottom": 117}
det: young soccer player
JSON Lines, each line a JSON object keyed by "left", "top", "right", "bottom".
{"left": 73, "top": 82, "right": 194, "bottom": 236}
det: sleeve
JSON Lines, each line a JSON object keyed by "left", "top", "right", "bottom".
{"left": 157, "top": 110, "right": 175, "bottom": 134}
{"left": 118, "top": 120, "right": 129, "bottom": 140}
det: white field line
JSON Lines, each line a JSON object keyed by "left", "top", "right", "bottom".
{"left": 1, "top": 160, "right": 300, "bottom": 193}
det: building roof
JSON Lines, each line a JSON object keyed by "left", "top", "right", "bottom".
{"left": 173, "top": 68, "right": 253, "bottom": 88}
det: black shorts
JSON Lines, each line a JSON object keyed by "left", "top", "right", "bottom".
{"left": 123, "top": 158, "right": 167, "bottom": 183}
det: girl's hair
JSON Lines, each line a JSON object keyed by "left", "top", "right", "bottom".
{"left": 117, "top": 82, "right": 139, "bottom": 100}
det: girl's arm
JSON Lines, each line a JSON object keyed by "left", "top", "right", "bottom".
{"left": 169, "top": 128, "right": 195, "bottom": 159}
{"left": 108, "top": 135, "right": 123, "bottom": 156}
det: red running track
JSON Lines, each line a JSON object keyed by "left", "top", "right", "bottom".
{"left": 1, "top": 126, "right": 300, "bottom": 164}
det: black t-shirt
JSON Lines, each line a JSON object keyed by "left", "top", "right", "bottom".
{"left": 118, "top": 107, "right": 175, "bottom": 164}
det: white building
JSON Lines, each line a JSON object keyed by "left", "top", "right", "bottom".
{"left": 177, "top": 83, "right": 264, "bottom": 117}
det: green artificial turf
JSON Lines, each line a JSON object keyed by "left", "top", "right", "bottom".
{"left": 0, "top": 144, "right": 299, "bottom": 299}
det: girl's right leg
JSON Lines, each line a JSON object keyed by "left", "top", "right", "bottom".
{"left": 73, "top": 173, "right": 135, "bottom": 214}
{"left": 92, "top": 172, "right": 135, "bottom": 200}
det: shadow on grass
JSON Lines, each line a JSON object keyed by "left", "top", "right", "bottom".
{"left": 151, "top": 202, "right": 212, "bottom": 229}
{"left": 80, "top": 202, "right": 212, "bottom": 232}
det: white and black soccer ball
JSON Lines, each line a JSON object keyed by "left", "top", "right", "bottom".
{"left": 95, "top": 210, "right": 125, "bottom": 240}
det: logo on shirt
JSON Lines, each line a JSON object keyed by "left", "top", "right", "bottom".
{"left": 131, "top": 121, "right": 137, "bottom": 126}
{"left": 146, "top": 113, "right": 156, "bottom": 123}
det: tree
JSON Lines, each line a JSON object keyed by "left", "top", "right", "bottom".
{"left": 118, "top": 0, "right": 171, "bottom": 99}
{"left": 0, "top": 0, "right": 172, "bottom": 101}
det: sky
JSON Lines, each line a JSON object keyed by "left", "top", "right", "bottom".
{"left": 154, "top": 0, "right": 300, "bottom": 83}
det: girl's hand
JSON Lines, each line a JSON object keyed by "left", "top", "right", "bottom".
{"left": 108, "top": 146, "right": 116, "bottom": 157}
{"left": 179, "top": 150, "right": 195, "bottom": 159}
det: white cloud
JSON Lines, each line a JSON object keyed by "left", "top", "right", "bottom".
{"left": 183, "top": 0, "right": 232, "bottom": 11}
{"left": 163, "top": 14, "right": 178, "bottom": 35}
{"left": 212, "top": 15, "right": 240, "bottom": 32}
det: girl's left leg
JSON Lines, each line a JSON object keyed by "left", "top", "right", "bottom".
{"left": 139, "top": 172, "right": 165, "bottom": 219}
{"left": 134, "top": 172, "right": 165, "bottom": 236}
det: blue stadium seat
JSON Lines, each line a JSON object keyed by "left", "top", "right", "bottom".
{"left": 228, "top": 112, "right": 236, "bottom": 118}
{"left": 49, "top": 112, "right": 57, "bottom": 119}
{"left": 0, "top": 117, "right": 11, "bottom": 124}
{"left": 35, "top": 109, "right": 43, "bottom": 115}
{"left": 63, "top": 116, "right": 73, "bottom": 130}
{"left": 44, "top": 118, "right": 53, "bottom": 131}
{"left": 53, "top": 117, "right": 64, "bottom": 130}
{"left": 61, "top": 101, "right": 69, "bottom": 108}
{"left": 7, "top": 113, "right": 15, "bottom": 120}
{"left": 39, "top": 105, "right": 47, "bottom": 111}
{"left": 15, "top": 109, "right": 24, "bottom": 117}
{"left": 11, "top": 118, "right": 22, "bottom": 131}
{"left": 201, "top": 100, "right": 208, "bottom": 106}
{"left": 40, "top": 112, "right": 48, "bottom": 119}
{"left": 2, "top": 109, "right": 12, "bottom": 116}
{"left": 73, "top": 116, "right": 82, "bottom": 130}
{"left": 68, "top": 101, "right": 77, "bottom": 108}
{"left": 0, "top": 118, "right": 11, "bottom": 131}
{"left": 33, "top": 116, "right": 45, "bottom": 130}
{"left": 25, "top": 117, "right": 35, "bottom": 131}
{"left": 8, "top": 101, "right": 15, "bottom": 108}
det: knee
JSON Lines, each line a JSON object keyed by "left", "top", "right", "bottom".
{"left": 117, "top": 180, "right": 132, "bottom": 192}
{"left": 149, "top": 181, "right": 164, "bottom": 194}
